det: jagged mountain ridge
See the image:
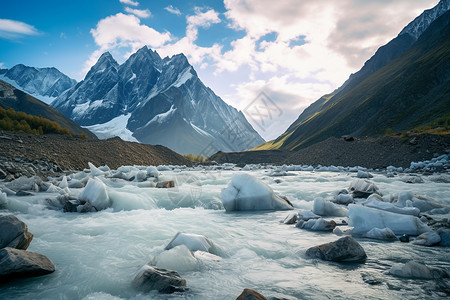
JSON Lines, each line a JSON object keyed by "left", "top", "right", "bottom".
{"left": 53, "top": 47, "right": 264, "bottom": 155}
{"left": 0, "top": 64, "right": 76, "bottom": 104}
{"left": 255, "top": 0, "right": 450, "bottom": 151}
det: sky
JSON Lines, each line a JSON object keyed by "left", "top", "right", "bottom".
{"left": 0, "top": 0, "right": 440, "bottom": 141}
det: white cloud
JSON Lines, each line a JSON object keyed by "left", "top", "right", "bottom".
{"left": 0, "top": 19, "right": 39, "bottom": 39}
{"left": 186, "top": 8, "right": 221, "bottom": 40}
{"left": 119, "top": 0, "right": 139, "bottom": 6}
{"left": 125, "top": 7, "right": 151, "bottom": 18}
{"left": 83, "top": 0, "right": 439, "bottom": 139}
{"left": 0, "top": 62, "right": 4, "bottom": 69}
{"left": 165, "top": 5, "right": 181, "bottom": 16}
{"left": 157, "top": 8, "right": 222, "bottom": 65}
{"left": 84, "top": 13, "right": 171, "bottom": 74}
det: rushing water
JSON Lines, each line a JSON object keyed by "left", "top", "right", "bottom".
{"left": 1, "top": 168, "right": 449, "bottom": 299}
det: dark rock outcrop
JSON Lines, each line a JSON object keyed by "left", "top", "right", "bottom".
{"left": 305, "top": 236, "right": 367, "bottom": 262}
{"left": 236, "top": 288, "right": 268, "bottom": 300}
{"left": 132, "top": 265, "right": 187, "bottom": 294}
{"left": 0, "top": 215, "right": 33, "bottom": 250}
{"left": 0, "top": 247, "right": 55, "bottom": 280}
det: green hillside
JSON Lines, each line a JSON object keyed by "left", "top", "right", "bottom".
{"left": 0, "top": 80, "right": 97, "bottom": 139}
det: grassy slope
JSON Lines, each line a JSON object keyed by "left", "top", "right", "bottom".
{"left": 0, "top": 80, "right": 97, "bottom": 139}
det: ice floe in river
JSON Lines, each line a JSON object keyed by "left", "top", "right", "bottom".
{"left": 0, "top": 160, "right": 449, "bottom": 299}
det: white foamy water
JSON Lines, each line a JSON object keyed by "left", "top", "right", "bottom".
{"left": 1, "top": 168, "right": 449, "bottom": 299}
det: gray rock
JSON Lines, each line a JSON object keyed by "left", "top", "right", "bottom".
{"left": 0, "top": 247, "right": 55, "bottom": 279}
{"left": 0, "top": 215, "right": 33, "bottom": 250}
{"left": 305, "top": 236, "right": 367, "bottom": 262}
{"left": 236, "top": 288, "right": 268, "bottom": 300}
{"left": 282, "top": 213, "right": 297, "bottom": 224}
{"left": 412, "top": 231, "right": 441, "bottom": 246}
{"left": 156, "top": 181, "right": 175, "bottom": 188}
{"left": 300, "top": 218, "right": 336, "bottom": 231}
{"left": 132, "top": 265, "right": 186, "bottom": 294}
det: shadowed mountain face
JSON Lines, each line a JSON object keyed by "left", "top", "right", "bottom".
{"left": 52, "top": 47, "right": 264, "bottom": 155}
{"left": 255, "top": 0, "right": 450, "bottom": 151}
{"left": 0, "top": 80, "right": 96, "bottom": 139}
{"left": 0, "top": 64, "right": 76, "bottom": 103}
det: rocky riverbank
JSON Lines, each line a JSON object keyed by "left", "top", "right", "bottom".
{"left": 209, "top": 134, "right": 450, "bottom": 169}
{"left": 0, "top": 131, "right": 191, "bottom": 180}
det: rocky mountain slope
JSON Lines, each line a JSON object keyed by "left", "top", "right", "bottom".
{"left": 256, "top": 0, "right": 450, "bottom": 151}
{"left": 0, "top": 131, "right": 191, "bottom": 175}
{"left": 0, "top": 64, "right": 76, "bottom": 104}
{"left": 52, "top": 47, "right": 264, "bottom": 155}
{"left": 0, "top": 80, "right": 96, "bottom": 139}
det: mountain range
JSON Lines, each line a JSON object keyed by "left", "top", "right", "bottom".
{"left": 0, "top": 65, "right": 76, "bottom": 104}
{"left": 1, "top": 49, "right": 264, "bottom": 156}
{"left": 51, "top": 47, "right": 264, "bottom": 155}
{"left": 254, "top": 0, "right": 450, "bottom": 151}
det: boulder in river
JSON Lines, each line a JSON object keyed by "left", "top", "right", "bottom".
{"left": 156, "top": 181, "right": 175, "bottom": 188}
{"left": 305, "top": 236, "right": 367, "bottom": 262}
{"left": 236, "top": 288, "right": 268, "bottom": 300}
{"left": 0, "top": 247, "right": 55, "bottom": 280}
{"left": 0, "top": 215, "right": 33, "bottom": 250}
{"left": 300, "top": 218, "right": 336, "bottom": 231}
{"left": 132, "top": 265, "right": 187, "bottom": 294}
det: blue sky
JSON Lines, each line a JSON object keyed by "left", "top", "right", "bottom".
{"left": 0, "top": 0, "right": 439, "bottom": 140}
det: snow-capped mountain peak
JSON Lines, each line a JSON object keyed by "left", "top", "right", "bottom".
{"left": 0, "top": 64, "right": 76, "bottom": 104}
{"left": 399, "top": 0, "right": 450, "bottom": 39}
{"left": 53, "top": 48, "right": 264, "bottom": 155}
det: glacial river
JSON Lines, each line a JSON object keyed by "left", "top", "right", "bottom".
{"left": 1, "top": 168, "right": 449, "bottom": 299}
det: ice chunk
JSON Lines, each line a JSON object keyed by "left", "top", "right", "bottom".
{"left": 363, "top": 227, "right": 397, "bottom": 241}
{"left": 412, "top": 231, "right": 441, "bottom": 246}
{"left": 313, "top": 198, "right": 347, "bottom": 217}
{"left": 46, "top": 184, "right": 61, "bottom": 193}
{"left": 59, "top": 176, "right": 68, "bottom": 189}
{"left": 298, "top": 210, "right": 320, "bottom": 221}
{"left": 301, "top": 218, "right": 336, "bottom": 231}
{"left": 389, "top": 261, "right": 436, "bottom": 279}
{"left": 165, "top": 232, "right": 221, "bottom": 255}
{"left": 357, "top": 170, "right": 373, "bottom": 178}
{"left": 362, "top": 198, "right": 420, "bottom": 216}
{"left": 347, "top": 204, "right": 430, "bottom": 235}
{"left": 78, "top": 178, "right": 110, "bottom": 210}
{"left": 135, "top": 171, "right": 147, "bottom": 182}
{"left": 150, "top": 245, "right": 198, "bottom": 272}
{"left": 333, "top": 194, "right": 353, "bottom": 205}
{"left": 220, "top": 173, "right": 293, "bottom": 212}
{"left": 68, "top": 179, "right": 84, "bottom": 189}
{"left": 88, "top": 162, "right": 105, "bottom": 177}
{"left": 146, "top": 166, "right": 159, "bottom": 178}
{"left": 396, "top": 191, "right": 414, "bottom": 207}
{"left": 349, "top": 179, "right": 379, "bottom": 198}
